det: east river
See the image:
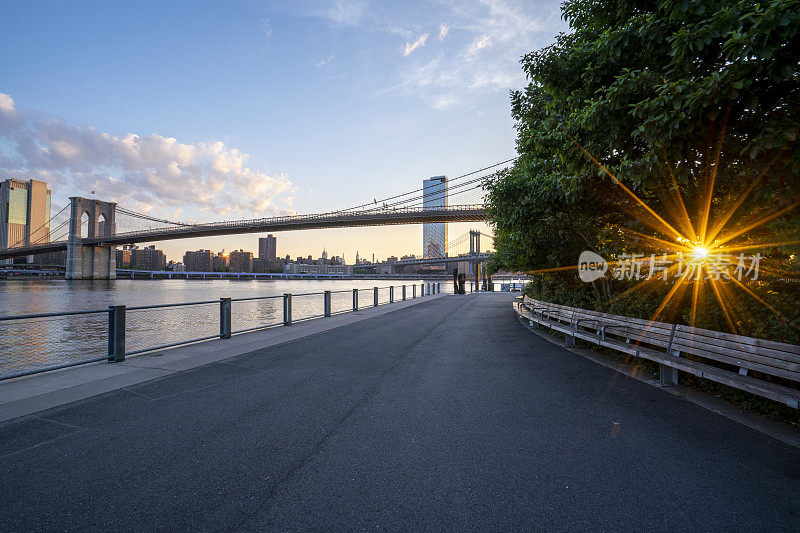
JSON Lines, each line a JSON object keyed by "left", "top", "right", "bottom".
{"left": 0, "top": 278, "right": 448, "bottom": 378}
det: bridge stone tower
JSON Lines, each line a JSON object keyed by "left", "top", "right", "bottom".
{"left": 469, "top": 230, "right": 482, "bottom": 282}
{"left": 66, "top": 197, "right": 117, "bottom": 280}
{"left": 469, "top": 230, "right": 481, "bottom": 255}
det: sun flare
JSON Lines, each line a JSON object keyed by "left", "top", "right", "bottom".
{"left": 524, "top": 129, "right": 799, "bottom": 336}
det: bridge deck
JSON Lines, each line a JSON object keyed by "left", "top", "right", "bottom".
{"left": 2, "top": 294, "right": 798, "bottom": 530}
{"left": 0, "top": 205, "right": 487, "bottom": 259}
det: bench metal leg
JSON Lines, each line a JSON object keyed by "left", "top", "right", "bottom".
{"left": 659, "top": 364, "right": 679, "bottom": 386}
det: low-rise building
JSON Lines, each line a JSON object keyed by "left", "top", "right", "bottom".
{"left": 283, "top": 263, "right": 353, "bottom": 275}
{"left": 131, "top": 245, "right": 166, "bottom": 271}
{"left": 229, "top": 250, "right": 253, "bottom": 273}
{"left": 213, "top": 252, "right": 229, "bottom": 271}
{"left": 116, "top": 248, "right": 132, "bottom": 268}
{"left": 183, "top": 249, "right": 213, "bottom": 272}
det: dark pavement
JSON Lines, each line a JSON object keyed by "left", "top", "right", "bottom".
{"left": 2, "top": 293, "right": 799, "bottom": 531}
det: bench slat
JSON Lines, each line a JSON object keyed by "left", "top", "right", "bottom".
{"left": 674, "top": 328, "right": 800, "bottom": 365}
{"left": 672, "top": 336, "right": 800, "bottom": 374}
{"left": 676, "top": 324, "right": 800, "bottom": 355}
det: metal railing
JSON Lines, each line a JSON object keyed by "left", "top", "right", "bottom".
{"left": 0, "top": 283, "right": 442, "bottom": 381}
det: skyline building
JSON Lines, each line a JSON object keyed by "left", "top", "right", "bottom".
{"left": 130, "top": 245, "right": 166, "bottom": 271}
{"left": 422, "top": 175, "right": 447, "bottom": 258}
{"left": 229, "top": 249, "right": 253, "bottom": 273}
{"left": 0, "top": 178, "right": 51, "bottom": 262}
{"left": 258, "top": 234, "right": 277, "bottom": 261}
{"left": 183, "top": 249, "right": 213, "bottom": 272}
{"left": 213, "top": 252, "right": 229, "bottom": 271}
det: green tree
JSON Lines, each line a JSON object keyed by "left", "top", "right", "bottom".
{"left": 485, "top": 0, "right": 800, "bottom": 338}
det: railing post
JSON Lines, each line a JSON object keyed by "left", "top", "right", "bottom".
{"left": 389, "top": 286, "right": 394, "bottom": 303}
{"left": 219, "top": 298, "right": 231, "bottom": 339}
{"left": 402, "top": 285, "right": 406, "bottom": 301}
{"left": 353, "top": 288, "right": 358, "bottom": 311}
{"left": 283, "top": 293, "right": 292, "bottom": 326}
{"left": 324, "top": 290, "right": 331, "bottom": 317}
{"left": 107, "top": 305, "right": 126, "bottom": 362}
{"left": 374, "top": 287, "right": 379, "bottom": 307}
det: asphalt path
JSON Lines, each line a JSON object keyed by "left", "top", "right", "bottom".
{"left": 1, "top": 293, "right": 799, "bottom": 531}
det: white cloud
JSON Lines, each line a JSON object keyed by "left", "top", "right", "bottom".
{"left": 308, "top": 0, "right": 566, "bottom": 109}
{"left": 263, "top": 19, "right": 272, "bottom": 41}
{"left": 468, "top": 35, "right": 491, "bottom": 55}
{"left": 390, "top": 0, "right": 565, "bottom": 108}
{"left": 314, "top": 53, "right": 334, "bottom": 67}
{"left": 402, "top": 33, "right": 429, "bottom": 57}
{"left": 327, "top": 0, "right": 367, "bottom": 26}
{"left": 0, "top": 92, "right": 21, "bottom": 130}
{"left": 431, "top": 94, "right": 460, "bottom": 110}
{"left": 0, "top": 93, "right": 15, "bottom": 113}
{"left": 0, "top": 92, "right": 295, "bottom": 220}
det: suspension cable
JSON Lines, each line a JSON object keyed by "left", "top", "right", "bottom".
{"left": 3, "top": 204, "right": 68, "bottom": 250}
{"left": 336, "top": 157, "right": 516, "bottom": 213}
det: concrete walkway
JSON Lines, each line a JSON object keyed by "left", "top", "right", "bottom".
{"left": 1, "top": 293, "right": 799, "bottom": 531}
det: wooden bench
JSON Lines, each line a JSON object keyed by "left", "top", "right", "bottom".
{"left": 513, "top": 296, "right": 800, "bottom": 409}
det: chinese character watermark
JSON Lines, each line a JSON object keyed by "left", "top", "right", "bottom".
{"left": 578, "top": 252, "right": 762, "bottom": 282}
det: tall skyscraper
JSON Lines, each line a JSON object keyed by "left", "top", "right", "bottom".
{"left": 422, "top": 175, "right": 447, "bottom": 258}
{"left": 0, "top": 178, "right": 51, "bottom": 262}
{"left": 258, "top": 234, "right": 277, "bottom": 261}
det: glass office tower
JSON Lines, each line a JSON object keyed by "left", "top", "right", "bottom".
{"left": 0, "top": 178, "right": 51, "bottom": 262}
{"left": 422, "top": 175, "right": 447, "bottom": 258}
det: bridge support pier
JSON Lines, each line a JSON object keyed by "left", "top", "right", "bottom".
{"left": 65, "top": 197, "right": 118, "bottom": 280}
{"left": 66, "top": 241, "right": 116, "bottom": 280}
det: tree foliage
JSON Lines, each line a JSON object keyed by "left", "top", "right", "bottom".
{"left": 485, "top": 0, "right": 800, "bottom": 339}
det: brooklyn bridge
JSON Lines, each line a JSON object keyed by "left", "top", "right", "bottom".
{"left": 0, "top": 160, "right": 508, "bottom": 278}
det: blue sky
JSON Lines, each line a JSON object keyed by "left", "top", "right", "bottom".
{"left": 0, "top": 0, "right": 566, "bottom": 262}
